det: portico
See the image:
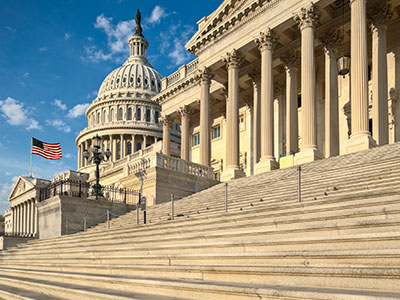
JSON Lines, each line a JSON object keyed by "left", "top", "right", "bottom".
{"left": 155, "top": 0, "right": 400, "bottom": 181}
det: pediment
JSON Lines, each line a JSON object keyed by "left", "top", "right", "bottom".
{"left": 8, "top": 177, "right": 35, "bottom": 201}
{"left": 185, "top": 0, "right": 251, "bottom": 52}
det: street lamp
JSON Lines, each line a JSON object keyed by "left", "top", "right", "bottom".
{"left": 83, "top": 135, "right": 112, "bottom": 199}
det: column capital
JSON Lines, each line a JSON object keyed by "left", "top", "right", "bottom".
{"left": 196, "top": 67, "right": 213, "bottom": 85}
{"left": 368, "top": 1, "right": 393, "bottom": 30}
{"left": 281, "top": 50, "right": 300, "bottom": 71}
{"left": 178, "top": 105, "right": 193, "bottom": 118}
{"left": 249, "top": 71, "right": 261, "bottom": 90}
{"left": 255, "top": 28, "right": 278, "bottom": 51}
{"left": 294, "top": 3, "right": 320, "bottom": 31}
{"left": 319, "top": 27, "right": 342, "bottom": 53}
{"left": 159, "top": 115, "right": 173, "bottom": 126}
{"left": 224, "top": 49, "right": 243, "bottom": 69}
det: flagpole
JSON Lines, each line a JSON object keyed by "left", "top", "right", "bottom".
{"left": 30, "top": 137, "right": 33, "bottom": 177}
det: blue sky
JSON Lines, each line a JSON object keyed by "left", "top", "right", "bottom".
{"left": 0, "top": 0, "right": 220, "bottom": 214}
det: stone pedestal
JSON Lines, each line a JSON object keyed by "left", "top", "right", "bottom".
{"left": 345, "top": 133, "right": 377, "bottom": 154}
{"left": 254, "top": 158, "right": 279, "bottom": 174}
{"left": 221, "top": 167, "right": 246, "bottom": 182}
{"left": 294, "top": 147, "right": 323, "bottom": 165}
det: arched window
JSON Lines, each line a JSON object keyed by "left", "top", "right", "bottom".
{"left": 102, "top": 110, "right": 106, "bottom": 123}
{"left": 146, "top": 108, "right": 151, "bottom": 122}
{"left": 155, "top": 111, "right": 159, "bottom": 124}
{"left": 136, "top": 107, "right": 141, "bottom": 121}
{"left": 127, "top": 107, "right": 132, "bottom": 120}
{"left": 97, "top": 112, "right": 100, "bottom": 124}
{"left": 117, "top": 107, "right": 123, "bottom": 121}
{"left": 110, "top": 109, "right": 114, "bottom": 122}
{"left": 127, "top": 142, "right": 132, "bottom": 155}
{"left": 136, "top": 142, "right": 142, "bottom": 151}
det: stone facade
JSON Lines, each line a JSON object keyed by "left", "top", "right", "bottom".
{"left": 156, "top": 0, "right": 400, "bottom": 180}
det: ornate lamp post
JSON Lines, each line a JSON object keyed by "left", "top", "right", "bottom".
{"left": 83, "top": 135, "right": 112, "bottom": 200}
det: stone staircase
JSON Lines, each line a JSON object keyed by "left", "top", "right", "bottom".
{"left": 1, "top": 143, "right": 400, "bottom": 299}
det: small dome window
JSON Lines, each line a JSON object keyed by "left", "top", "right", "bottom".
{"left": 130, "top": 77, "right": 134, "bottom": 83}
{"left": 123, "top": 77, "right": 126, "bottom": 83}
{"left": 144, "top": 77, "right": 148, "bottom": 85}
{"left": 151, "top": 80, "right": 155, "bottom": 87}
{"left": 111, "top": 80, "right": 114, "bottom": 85}
{"left": 116, "top": 78, "right": 120, "bottom": 84}
{"left": 137, "top": 76, "right": 141, "bottom": 84}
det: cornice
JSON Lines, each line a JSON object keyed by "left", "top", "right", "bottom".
{"left": 154, "top": 74, "right": 198, "bottom": 105}
{"left": 187, "top": 0, "right": 282, "bottom": 55}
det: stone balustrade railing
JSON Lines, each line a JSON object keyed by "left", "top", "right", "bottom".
{"left": 161, "top": 58, "right": 199, "bottom": 91}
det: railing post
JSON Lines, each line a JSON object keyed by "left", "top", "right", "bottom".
{"left": 171, "top": 194, "right": 174, "bottom": 220}
{"left": 298, "top": 166, "right": 301, "bottom": 203}
{"left": 225, "top": 182, "right": 228, "bottom": 212}
{"left": 107, "top": 209, "right": 110, "bottom": 230}
{"left": 137, "top": 193, "right": 141, "bottom": 225}
{"left": 84, "top": 217, "right": 87, "bottom": 232}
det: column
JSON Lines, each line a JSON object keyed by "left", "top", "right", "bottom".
{"left": 346, "top": 0, "right": 376, "bottom": 153}
{"left": 132, "top": 134, "right": 136, "bottom": 152}
{"left": 21, "top": 203, "right": 25, "bottom": 235}
{"left": 320, "top": 29, "right": 340, "bottom": 157}
{"left": 12, "top": 207, "right": 16, "bottom": 234}
{"left": 161, "top": 115, "right": 172, "bottom": 156}
{"left": 249, "top": 72, "right": 261, "bottom": 165}
{"left": 222, "top": 49, "right": 246, "bottom": 180}
{"left": 110, "top": 135, "right": 115, "bottom": 162}
{"left": 26, "top": 201, "right": 30, "bottom": 235}
{"left": 143, "top": 135, "right": 148, "bottom": 148}
{"left": 179, "top": 106, "right": 191, "bottom": 161}
{"left": 30, "top": 200, "right": 35, "bottom": 236}
{"left": 120, "top": 134, "right": 124, "bottom": 158}
{"left": 369, "top": 2, "right": 392, "bottom": 145}
{"left": 255, "top": 29, "right": 279, "bottom": 174}
{"left": 294, "top": 3, "right": 322, "bottom": 164}
{"left": 78, "top": 145, "right": 81, "bottom": 169}
{"left": 16, "top": 205, "right": 20, "bottom": 235}
{"left": 84, "top": 140, "right": 89, "bottom": 166}
{"left": 281, "top": 50, "right": 299, "bottom": 155}
{"left": 199, "top": 67, "right": 212, "bottom": 166}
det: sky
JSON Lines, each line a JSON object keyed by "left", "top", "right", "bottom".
{"left": 0, "top": 0, "right": 221, "bottom": 214}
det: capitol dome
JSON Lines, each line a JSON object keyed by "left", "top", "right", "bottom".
{"left": 76, "top": 13, "right": 180, "bottom": 173}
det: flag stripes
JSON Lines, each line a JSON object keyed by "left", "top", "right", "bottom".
{"left": 32, "top": 137, "right": 62, "bottom": 160}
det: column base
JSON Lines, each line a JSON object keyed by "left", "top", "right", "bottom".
{"left": 346, "top": 133, "right": 376, "bottom": 154}
{"left": 254, "top": 158, "right": 279, "bottom": 175}
{"left": 221, "top": 167, "right": 246, "bottom": 182}
{"left": 295, "top": 148, "right": 322, "bottom": 165}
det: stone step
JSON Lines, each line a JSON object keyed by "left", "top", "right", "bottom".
{"left": 2, "top": 267, "right": 400, "bottom": 300}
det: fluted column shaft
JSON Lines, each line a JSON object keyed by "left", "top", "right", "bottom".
{"left": 12, "top": 207, "right": 16, "bottom": 234}
{"left": 179, "top": 107, "right": 191, "bottom": 161}
{"left": 26, "top": 201, "right": 31, "bottom": 235}
{"left": 226, "top": 59, "right": 240, "bottom": 169}
{"left": 84, "top": 141, "right": 89, "bottom": 166}
{"left": 351, "top": 0, "right": 369, "bottom": 137}
{"left": 370, "top": 3, "right": 391, "bottom": 145}
{"left": 301, "top": 24, "right": 317, "bottom": 150}
{"left": 325, "top": 46, "right": 339, "bottom": 157}
{"left": 251, "top": 75, "right": 261, "bottom": 164}
{"left": 143, "top": 135, "right": 148, "bottom": 148}
{"left": 132, "top": 135, "right": 136, "bottom": 152}
{"left": 282, "top": 51, "right": 299, "bottom": 154}
{"left": 30, "top": 200, "right": 34, "bottom": 235}
{"left": 120, "top": 134, "right": 124, "bottom": 158}
{"left": 199, "top": 69, "right": 212, "bottom": 166}
{"left": 161, "top": 116, "right": 172, "bottom": 156}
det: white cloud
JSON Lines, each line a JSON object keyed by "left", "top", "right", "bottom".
{"left": 52, "top": 99, "right": 67, "bottom": 110}
{"left": 39, "top": 47, "right": 47, "bottom": 52}
{"left": 64, "top": 32, "right": 72, "bottom": 40}
{"left": 68, "top": 103, "right": 90, "bottom": 118}
{"left": 84, "top": 14, "right": 135, "bottom": 62}
{"left": 23, "top": 72, "right": 29, "bottom": 78}
{"left": 86, "top": 90, "right": 97, "bottom": 99}
{"left": 64, "top": 153, "right": 73, "bottom": 159}
{"left": 0, "top": 97, "right": 42, "bottom": 130}
{"left": 5, "top": 26, "right": 16, "bottom": 33}
{"left": 169, "top": 37, "right": 192, "bottom": 66}
{"left": 148, "top": 6, "right": 167, "bottom": 24}
{"left": 46, "top": 119, "right": 71, "bottom": 133}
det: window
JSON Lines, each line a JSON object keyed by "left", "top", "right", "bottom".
{"left": 136, "top": 142, "right": 142, "bottom": 151}
{"left": 127, "top": 107, "right": 132, "bottom": 120}
{"left": 155, "top": 111, "right": 159, "bottom": 123}
{"left": 110, "top": 109, "right": 114, "bottom": 122}
{"left": 212, "top": 125, "right": 221, "bottom": 139}
{"left": 146, "top": 108, "right": 151, "bottom": 122}
{"left": 127, "top": 142, "right": 132, "bottom": 155}
{"left": 192, "top": 133, "right": 200, "bottom": 147}
{"left": 136, "top": 107, "right": 141, "bottom": 121}
{"left": 117, "top": 107, "right": 123, "bottom": 121}
{"left": 97, "top": 112, "right": 100, "bottom": 124}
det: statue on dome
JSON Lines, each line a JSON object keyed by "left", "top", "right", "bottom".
{"left": 135, "top": 9, "right": 143, "bottom": 36}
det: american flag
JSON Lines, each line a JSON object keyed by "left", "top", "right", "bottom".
{"left": 32, "top": 137, "right": 62, "bottom": 160}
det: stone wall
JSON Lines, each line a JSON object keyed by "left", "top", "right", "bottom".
{"left": 38, "top": 195, "right": 134, "bottom": 239}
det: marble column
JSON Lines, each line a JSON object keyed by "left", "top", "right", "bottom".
{"left": 120, "top": 134, "right": 124, "bottom": 158}
{"left": 161, "top": 116, "right": 172, "bottom": 156}
{"left": 26, "top": 201, "right": 31, "bottom": 235}
{"left": 78, "top": 145, "right": 81, "bottom": 169}
{"left": 250, "top": 72, "right": 261, "bottom": 166}
{"left": 320, "top": 29, "right": 341, "bottom": 157}
{"left": 131, "top": 134, "right": 136, "bottom": 152}
{"left": 294, "top": 3, "right": 322, "bottom": 164}
{"left": 254, "top": 29, "right": 279, "bottom": 173}
{"left": 199, "top": 67, "right": 212, "bottom": 166}
{"left": 84, "top": 140, "right": 89, "bottom": 166}
{"left": 222, "top": 49, "right": 246, "bottom": 181}
{"left": 30, "top": 200, "right": 35, "bottom": 235}
{"left": 369, "top": 2, "right": 392, "bottom": 145}
{"left": 143, "top": 135, "right": 148, "bottom": 149}
{"left": 179, "top": 105, "right": 192, "bottom": 161}
{"left": 12, "top": 207, "right": 16, "bottom": 234}
{"left": 22, "top": 203, "right": 25, "bottom": 235}
{"left": 281, "top": 50, "right": 299, "bottom": 155}
{"left": 346, "top": 0, "right": 376, "bottom": 153}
